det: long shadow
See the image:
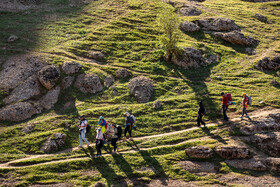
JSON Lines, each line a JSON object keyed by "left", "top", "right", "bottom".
{"left": 201, "top": 126, "right": 227, "bottom": 144}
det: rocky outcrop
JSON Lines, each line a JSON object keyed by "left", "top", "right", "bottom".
{"left": 185, "top": 146, "right": 214, "bottom": 159}
{"left": 104, "top": 76, "right": 114, "bottom": 87}
{"left": 88, "top": 51, "right": 104, "bottom": 60}
{"left": 38, "top": 65, "right": 60, "bottom": 90}
{"left": 21, "top": 123, "right": 35, "bottom": 134}
{"left": 225, "top": 158, "right": 267, "bottom": 171}
{"left": 3, "top": 75, "right": 41, "bottom": 104}
{"left": 265, "top": 157, "right": 280, "bottom": 173}
{"left": 255, "top": 13, "right": 267, "bottom": 22}
{"left": 62, "top": 61, "right": 82, "bottom": 75}
{"left": 38, "top": 86, "right": 61, "bottom": 110}
{"left": 256, "top": 56, "right": 280, "bottom": 71}
{"left": 153, "top": 100, "right": 162, "bottom": 109}
{"left": 61, "top": 76, "right": 75, "bottom": 89}
{"left": 197, "top": 17, "right": 240, "bottom": 31}
{"left": 116, "top": 68, "right": 130, "bottom": 79}
{"left": 128, "top": 76, "right": 153, "bottom": 103}
{"left": 0, "top": 102, "right": 38, "bottom": 121}
{"left": 180, "top": 21, "right": 200, "bottom": 32}
{"left": 215, "top": 146, "right": 253, "bottom": 159}
{"left": 75, "top": 74, "right": 103, "bottom": 94}
{"left": 213, "top": 31, "right": 259, "bottom": 46}
{"left": 180, "top": 5, "right": 201, "bottom": 16}
{"left": 40, "top": 133, "right": 66, "bottom": 153}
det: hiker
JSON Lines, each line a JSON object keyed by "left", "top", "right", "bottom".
{"left": 111, "top": 124, "right": 119, "bottom": 153}
{"left": 124, "top": 112, "right": 133, "bottom": 138}
{"left": 240, "top": 93, "right": 250, "bottom": 119}
{"left": 78, "top": 115, "right": 90, "bottom": 148}
{"left": 96, "top": 128, "right": 104, "bottom": 157}
{"left": 130, "top": 113, "right": 136, "bottom": 130}
{"left": 221, "top": 92, "right": 229, "bottom": 121}
{"left": 197, "top": 101, "right": 206, "bottom": 127}
{"left": 98, "top": 116, "right": 107, "bottom": 134}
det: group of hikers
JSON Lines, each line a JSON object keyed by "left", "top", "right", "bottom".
{"left": 78, "top": 92, "right": 251, "bottom": 156}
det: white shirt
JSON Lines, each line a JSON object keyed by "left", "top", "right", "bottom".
{"left": 96, "top": 129, "right": 103, "bottom": 140}
{"left": 80, "top": 120, "right": 88, "bottom": 130}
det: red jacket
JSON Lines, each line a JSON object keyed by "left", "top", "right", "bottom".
{"left": 242, "top": 96, "right": 249, "bottom": 108}
{"left": 222, "top": 95, "right": 228, "bottom": 107}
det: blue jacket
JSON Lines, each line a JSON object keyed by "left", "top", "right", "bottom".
{"left": 98, "top": 119, "right": 107, "bottom": 127}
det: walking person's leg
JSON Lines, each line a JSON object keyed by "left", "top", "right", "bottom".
{"left": 129, "top": 125, "right": 132, "bottom": 137}
{"left": 81, "top": 130, "right": 89, "bottom": 146}
{"left": 124, "top": 126, "right": 128, "bottom": 137}
{"left": 79, "top": 133, "right": 83, "bottom": 147}
{"left": 201, "top": 114, "right": 205, "bottom": 127}
{"left": 96, "top": 141, "right": 100, "bottom": 156}
{"left": 197, "top": 114, "right": 201, "bottom": 127}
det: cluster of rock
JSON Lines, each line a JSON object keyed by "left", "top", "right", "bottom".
{"left": 179, "top": 4, "right": 202, "bottom": 16}
{"left": 255, "top": 56, "right": 280, "bottom": 71}
{"left": 128, "top": 76, "right": 153, "bottom": 103}
{"left": 40, "top": 133, "right": 66, "bottom": 153}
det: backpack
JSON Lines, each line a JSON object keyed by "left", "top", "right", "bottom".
{"left": 131, "top": 115, "right": 136, "bottom": 123}
{"left": 117, "top": 125, "right": 122, "bottom": 139}
{"left": 105, "top": 122, "right": 108, "bottom": 129}
{"left": 86, "top": 124, "right": 91, "bottom": 134}
{"left": 248, "top": 96, "right": 252, "bottom": 105}
{"left": 226, "top": 93, "right": 233, "bottom": 105}
{"left": 127, "top": 116, "right": 134, "bottom": 124}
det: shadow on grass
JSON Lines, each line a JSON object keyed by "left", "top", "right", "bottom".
{"left": 201, "top": 126, "right": 227, "bottom": 144}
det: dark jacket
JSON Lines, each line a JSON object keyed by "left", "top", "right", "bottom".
{"left": 198, "top": 102, "right": 205, "bottom": 115}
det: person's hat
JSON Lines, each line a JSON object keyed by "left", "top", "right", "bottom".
{"left": 243, "top": 93, "right": 246, "bottom": 96}
{"left": 124, "top": 112, "right": 130, "bottom": 116}
{"left": 79, "top": 115, "right": 85, "bottom": 119}
{"left": 99, "top": 116, "right": 104, "bottom": 120}
{"left": 221, "top": 92, "right": 224, "bottom": 96}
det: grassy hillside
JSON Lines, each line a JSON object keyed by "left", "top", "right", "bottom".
{"left": 0, "top": 0, "right": 280, "bottom": 186}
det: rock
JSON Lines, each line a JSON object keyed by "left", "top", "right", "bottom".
{"left": 104, "top": 76, "right": 114, "bottom": 87}
{"left": 61, "top": 76, "right": 75, "bottom": 89}
{"left": 0, "top": 55, "right": 47, "bottom": 91}
{"left": 88, "top": 51, "right": 105, "bottom": 60}
{"left": 61, "top": 61, "right": 82, "bottom": 75}
{"left": 116, "top": 68, "right": 130, "bottom": 79}
{"left": 225, "top": 158, "right": 267, "bottom": 171}
{"left": 63, "top": 100, "right": 75, "bottom": 110}
{"left": 255, "top": 13, "right": 267, "bottom": 22}
{"left": 197, "top": 17, "right": 240, "bottom": 31}
{"left": 180, "top": 5, "right": 202, "bottom": 16}
{"left": 38, "top": 65, "right": 60, "bottom": 90}
{"left": 75, "top": 74, "right": 103, "bottom": 94}
{"left": 171, "top": 47, "right": 205, "bottom": 69}
{"left": 111, "top": 86, "right": 118, "bottom": 96}
{"left": 21, "top": 123, "right": 35, "bottom": 134}
{"left": 38, "top": 86, "right": 60, "bottom": 110}
{"left": 128, "top": 76, "right": 153, "bottom": 103}
{"left": 166, "top": 0, "right": 176, "bottom": 7}
{"left": 0, "top": 102, "right": 38, "bottom": 121}
{"left": 242, "top": 0, "right": 279, "bottom": 2}
{"left": 94, "top": 182, "right": 106, "bottom": 187}
{"left": 259, "top": 101, "right": 265, "bottom": 104}
{"left": 213, "top": 30, "right": 259, "bottom": 46}
{"left": 40, "top": 133, "right": 66, "bottom": 153}
{"left": 180, "top": 21, "right": 200, "bottom": 32}
{"left": 245, "top": 48, "right": 256, "bottom": 55}
{"left": 185, "top": 146, "right": 214, "bottom": 159}
{"left": 7, "top": 35, "right": 18, "bottom": 43}
{"left": 206, "top": 55, "right": 220, "bottom": 64}
{"left": 216, "top": 76, "right": 222, "bottom": 80}
{"left": 3, "top": 75, "right": 41, "bottom": 104}
{"left": 256, "top": 56, "right": 280, "bottom": 71}
{"left": 153, "top": 100, "right": 162, "bottom": 109}
{"left": 215, "top": 146, "right": 253, "bottom": 159}
{"left": 189, "top": 0, "right": 205, "bottom": 2}
{"left": 265, "top": 157, "right": 280, "bottom": 173}
{"left": 181, "top": 161, "right": 217, "bottom": 174}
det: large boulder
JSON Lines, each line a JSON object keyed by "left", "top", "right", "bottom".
{"left": 3, "top": 75, "right": 41, "bottom": 104}
{"left": 61, "top": 61, "right": 82, "bottom": 75}
{"left": 88, "top": 51, "right": 105, "bottom": 60}
{"left": 213, "top": 30, "right": 259, "bottom": 46}
{"left": 40, "top": 133, "right": 66, "bottom": 153}
{"left": 38, "top": 65, "right": 60, "bottom": 90}
{"left": 0, "top": 102, "right": 38, "bottom": 121}
{"left": 265, "top": 157, "right": 280, "bottom": 173}
{"left": 153, "top": 100, "right": 162, "bottom": 109}
{"left": 38, "top": 86, "right": 61, "bottom": 110}
{"left": 256, "top": 56, "right": 280, "bottom": 71}
{"left": 75, "top": 74, "right": 103, "bottom": 94}
{"left": 185, "top": 146, "right": 214, "bottom": 159}
{"left": 180, "top": 5, "right": 202, "bottom": 16}
{"left": 197, "top": 17, "right": 240, "bottom": 31}
{"left": 116, "top": 68, "right": 130, "bottom": 79}
{"left": 104, "top": 76, "right": 114, "bottom": 87}
{"left": 215, "top": 146, "right": 253, "bottom": 159}
{"left": 225, "top": 158, "right": 267, "bottom": 171}
{"left": 61, "top": 76, "right": 75, "bottom": 89}
{"left": 128, "top": 76, "right": 153, "bottom": 103}
{"left": 0, "top": 55, "right": 47, "bottom": 91}
{"left": 180, "top": 21, "right": 200, "bottom": 32}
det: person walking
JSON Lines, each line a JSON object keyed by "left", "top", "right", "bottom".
{"left": 197, "top": 101, "right": 206, "bottom": 127}
{"left": 111, "top": 124, "right": 119, "bottom": 153}
{"left": 124, "top": 112, "right": 133, "bottom": 139}
{"left": 98, "top": 116, "right": 107, "bottom": 134}
{"left": 96, "top": 128, "right": 104, "bottom": 157}
{"left": 78, "top": 115, "right": 90, "bottom": 148}
{"left": 240, "top": 93, "right": 250, "bottom": 119}
{"left": 221, "top": 92, "right": 229, "bottom": 121}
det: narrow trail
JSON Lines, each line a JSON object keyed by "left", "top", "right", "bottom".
{"left": 0, "top": 108, "right": 279, "bottom": 169}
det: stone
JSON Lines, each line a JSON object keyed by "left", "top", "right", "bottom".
{"left": 213, "top": 30, "right": 259, "bottom": 46}
{"left": 259, "top": 101, "right": 265, "bottom": 104}
{"left": 40, "top": 133, "right": 66, "bottom": 153}
{"left": 0, "top": 55, "right": 47, "bottom": 91}
{"left": 88, "top": 51, "right": 105, "bottom": 60}
{"left": 3, "top": 75, "right": 41, "bottom": 104}
{"left": 255, "top": 13, "right": 267, "bottom": 22}
{"left": 185, "top": 146, "right": 214, "bottom": 159}
{"left": 180, "top": 21, "right": 200, "bottom": 32}
{"left": 94, "top": 182, "right": 106, "bottom": 187}
{"left": 7, "top": 35, "right": 18, "bottom": 43}
{"left": 75, "top": 74, "right": 103, "bottom": 94}
{"left": 256, "top": 56, "right": 280, "bottom": 71}
{"left": 61, "top": 76, "right": 75, "bottom": 89}
{"left": 166, "top": 0, "right": 176, "bottom": 7}
{"left": 61, "top": 61, "right": 82, "bottom": 75}
{"left": 128, "top": 76, "right": 153, "bottom": 103}
{"left": 225, "top": 158, "right": 267, "bottom": 171}
{"left": 180, "top": 5, "right": 201, "bottom": 16}
{"left": 153, "top": 100, "right": 162, "bottom": 109}
{"left": 38, "top": 65, "right": 60, "bottom": 90}
{"left": 197, "top": 17, "right": 240, "bottom": 31}
{"left": 215, "top": 146, "right": 253, "bottom": 159}
{"left": 0, "top": 102, "right": 38, "bottom": 121}
{"left": 104, "top": 76, "right": 114, "bottom": 87}
{"left": 38, "top": 86, "right": 61, "bottom": 110}
{"left": 265, "top": 157, "right": 280, "bottom": 173}
{"left": 63, "top": 100, "right": 75, "bottom": 110}
{"left": 206, "top": 55, "right": 220, "bottom": 64}
{"left": 216, "top": 76, "right": 222, "bottom": 80}
{"left": 116, "top": 68, "right": 130, "bottom": 79}
{"left": 245, "top": 48, "right": 256, "bottom": 55}
{"left": 21, "top": 123, "right": 35, "bottom": 134}
{"left": 181, "top": 161, "right": 217, "bottom": 174}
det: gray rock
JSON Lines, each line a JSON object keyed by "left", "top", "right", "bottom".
{"left": 40, "top": 133, "right": 66, "bottom": 153}
{"left": 213, "top": 30, "right": 259, "bottom": 46}
{"left": 153, "top": 100, "right": 162, "bottom": 109}
{"left": 256, "top": 56, "right": 280, "bottom": 71}
{"left": 180, "top": 21, "right": 200, "bottom": 32}
{"left": 0, "top": 102, "right": 38, "bottom": 121}
{"left": 128, "top": 76, "right": 153, "bottom": 103}
{"left": 255, "top": 13, "right": 267, "bottom": 22}
{"left": 61, "top": 76, "right": 75, "bottom": 89}
{"left": 104, "top": 76, "right": 114, "bottom": 87}
{"left": 62, "top": 61, "right": 82, "bottom": 75}
{"left": 116, "top": 68, "right": 130, "bottom": 79}
{"left": 225, "top": 158, "right": 267, "bottom": 171}
{"left": 215, "top": 146, "right": 253, "bottom": 159}
{"left": 245, "top": 48, "right": 256, "bottom": 55}
{"left": 38, "top": 86, "right": 60, "bottom": 110}
{"left": 21, "top": 123, "right": 35, "bottom": 134}
{"left": 185, "top": 146, "right": 214, "bottom": 159}
{"left": 63, "top": 100, "right": 75, "bottom": 110}
{"left": 88, "top": 51, "right": 104, "bottom": 60}
{"left": 197, "top": 17, "right": 240, "bottom": 31}
{"left": 180, "top": 5, "right": 201, "bottom": 16}
{"left": 7, "top": 35, "right": 18, "bottom": 43}
{"left": 206, "top": 55, "right": 220, "bottom": 64}
{"left": 3, "top": 75, "right": 41, "bottom": 104}
{"left": 265, "top": 157, "right": 280, "bottom": 173}
{"left": 38, "top": 65, "right": 60, "bottom": 90}
{"left": 181, "top": 161, "right": 217, "bottom": 174}
{"left": 75, "top": 74, "right": 103, "bottom": 94}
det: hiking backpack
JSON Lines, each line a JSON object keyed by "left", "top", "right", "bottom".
{"left": 226, "top": 93, "right": 233, "bottom": 105}
{"left": 248, "top": 96, "right": 252, "bottom": 105}
{"left": 131, "top": 115, "right": 136, "bottom": 123}
{"left": 117, "top": 125, "right": 122, "bottom": 139}
{"left": 86, "top": 124, "right": 91, "bottom": 134}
